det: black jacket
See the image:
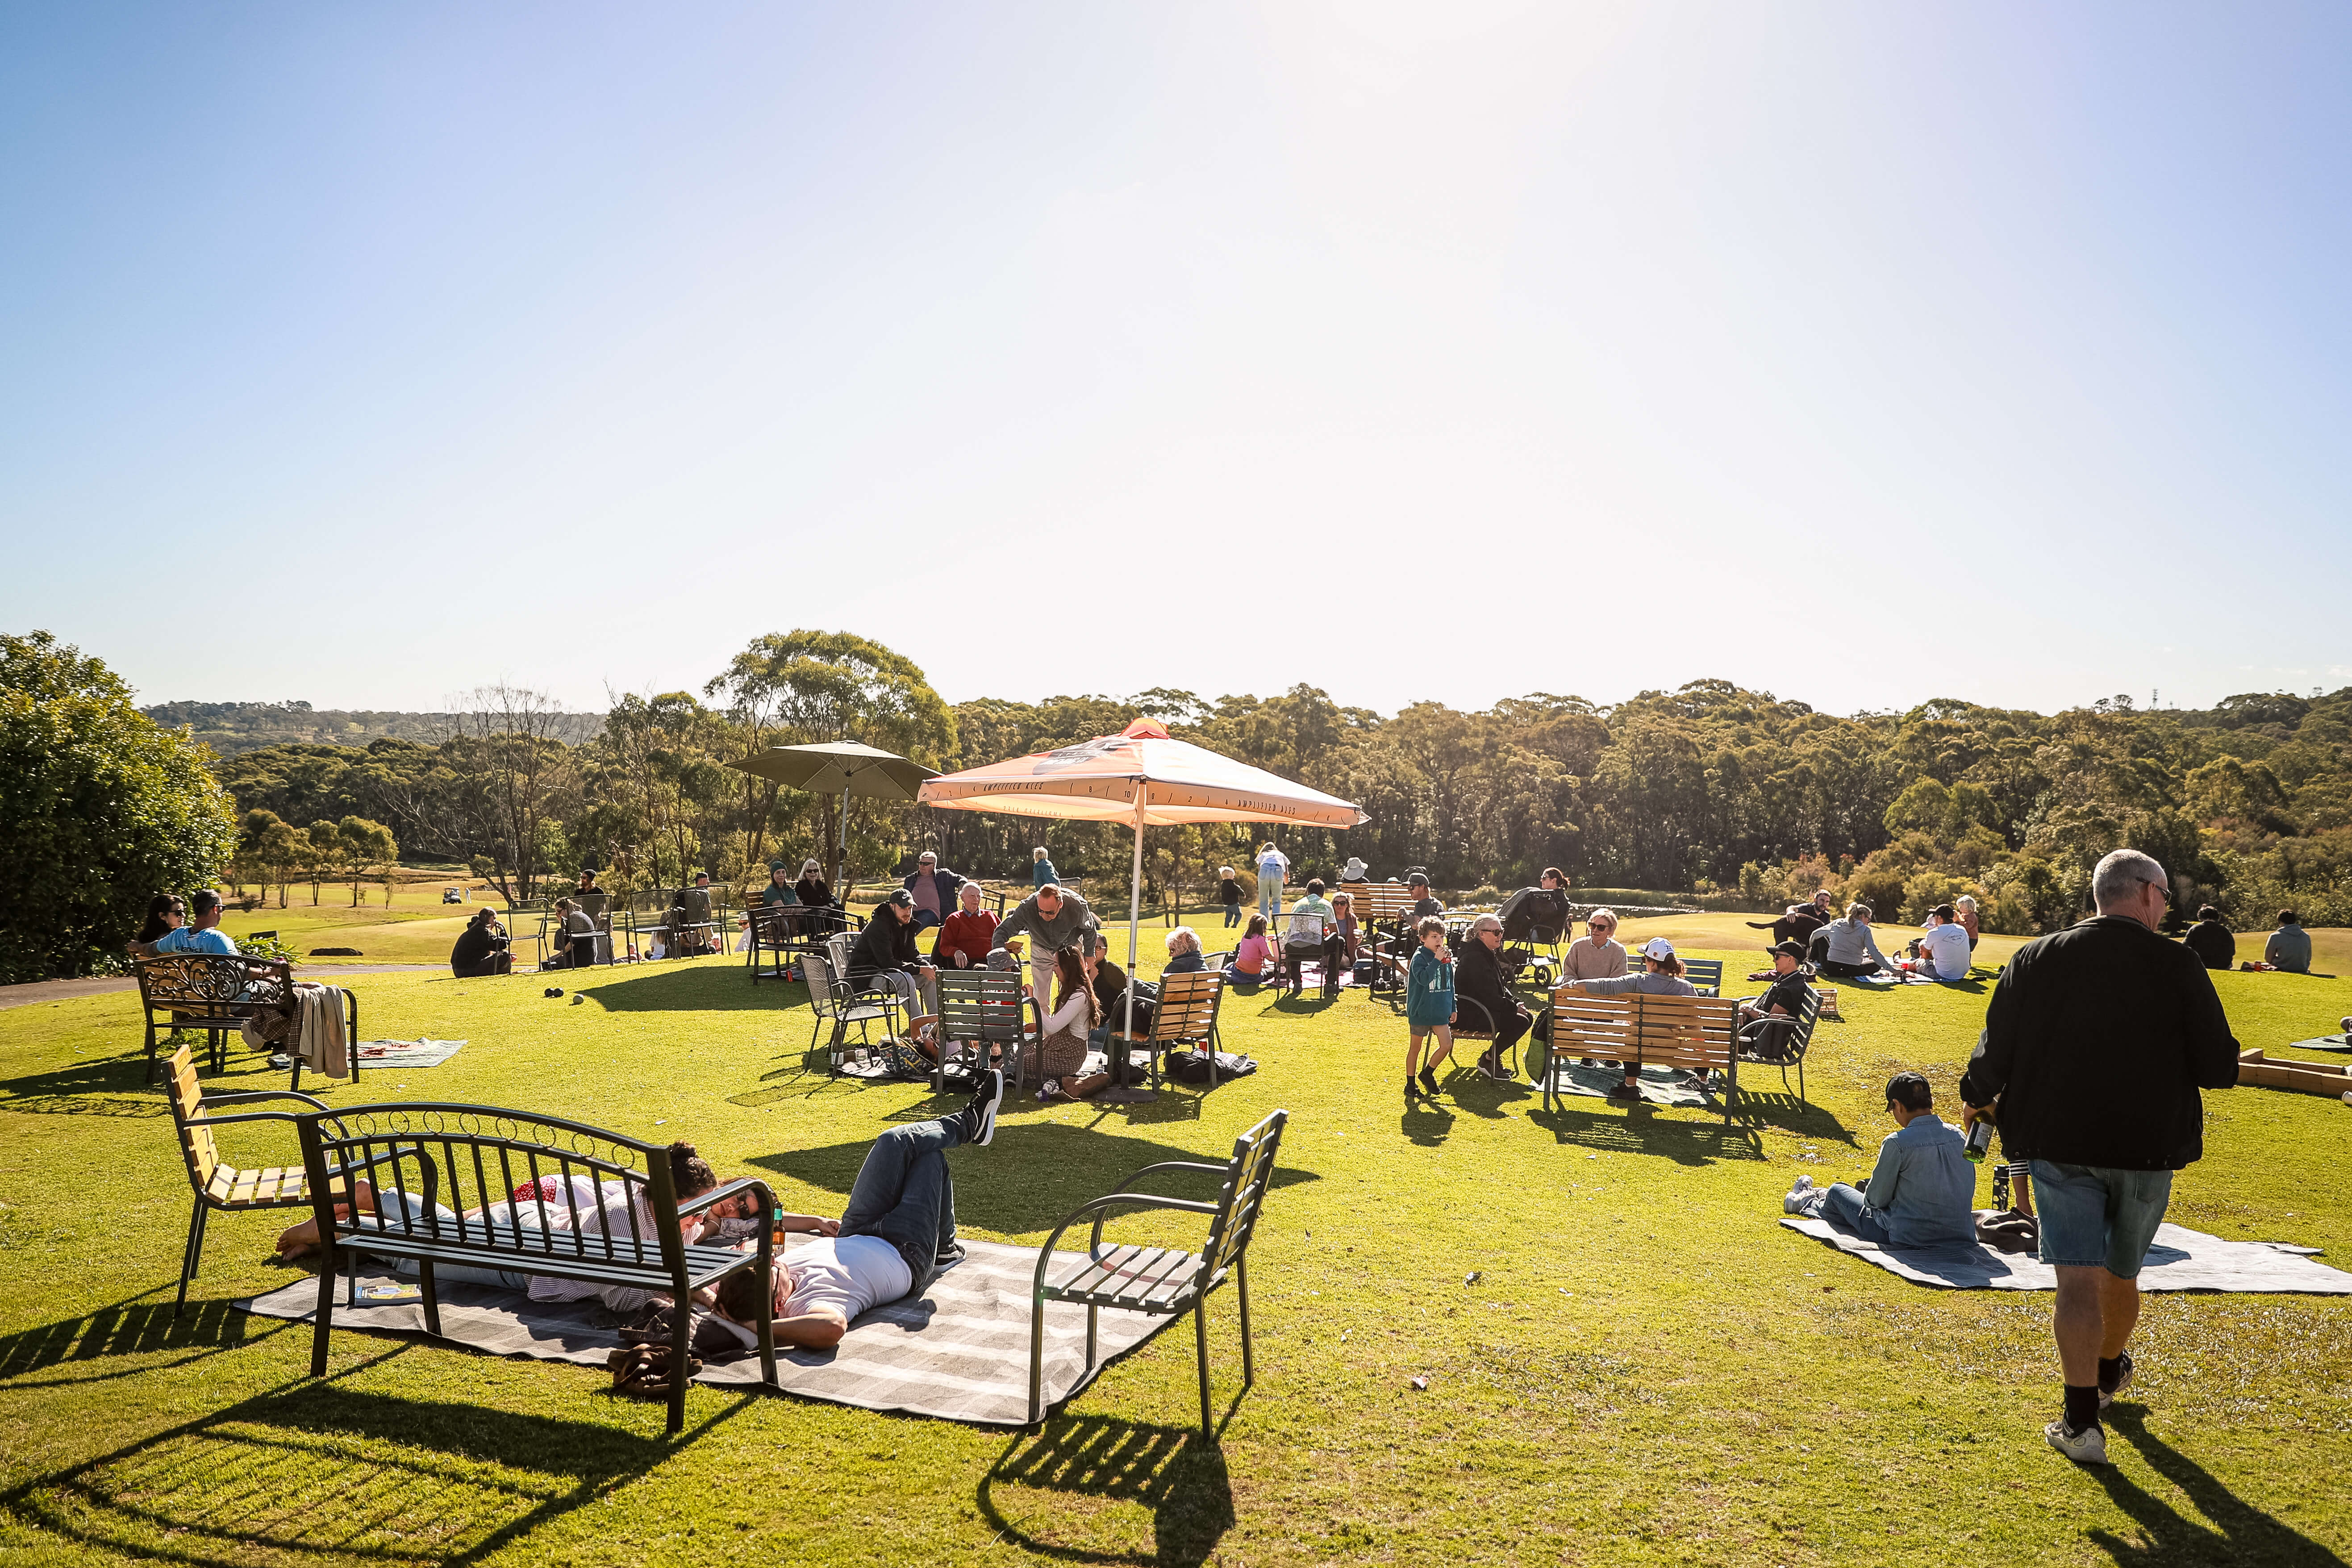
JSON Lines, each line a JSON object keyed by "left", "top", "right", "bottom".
{"left": 1453, "top": 939, "right": 1525, "bottom": 1026}
{"left": 2182, "top": 918, "right": 2235, "bottom": 971}
{"left": 847, "top": 914, "right": 925, "bottom": 981}
{"left": 1959, "top": 916, "right": 2239, "bottom": 1171}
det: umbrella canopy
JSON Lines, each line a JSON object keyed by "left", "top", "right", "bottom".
{"left": 921, "top": 719, "right": 1364, "bottom": 1082}
{"left": 917, "top": 719, "right": 1365, "bottom": 826}
{"left": 727, "top": 741, "right": 940, "bottom": 893}
{"left": 728, "top": 741, "right": 938, "bottom": 801}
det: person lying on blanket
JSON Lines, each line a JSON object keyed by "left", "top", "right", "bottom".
{"left": 708, "top": 1068, "right": 1008, "bottom": 1351}
{"left": 1785, "top": 1072, "right": 1975, "bottom": 1247}
{"left": 269, "top": 1140, "right": 731, "bottom": 1312}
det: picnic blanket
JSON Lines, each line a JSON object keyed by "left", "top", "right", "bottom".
{"left": 1780, "top": 1216, "right": 2352, "bottom": 1293}
{"left": 2289, "top": 1034, "right": 2352, "bottom": 1054}
{"left": 1539, "top": 1060, "right": 1712, "bottom": 1107}
{"left": 237, "top": 1236, "right": 1168, "bottom": 1426}
{"left": 353, "top": 1038, "right": 467, "bottom": 1070}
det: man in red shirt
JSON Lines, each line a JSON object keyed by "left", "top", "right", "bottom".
{"left": 934, "top": 881, "right": 999, "bottom": 969}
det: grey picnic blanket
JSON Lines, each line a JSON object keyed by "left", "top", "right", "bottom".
{"left": 1780, "top": 1216, "right": 2352, "bottom": 1293}
{"left": 237, "top": 1236, "right": 1168, "bottom": 1426}
{"left": 1540, "top": 1060, "right": 1712, "bottom": 1107}
{"left": 2289, "top": 1034, "right": 2352, "bottom": 1054}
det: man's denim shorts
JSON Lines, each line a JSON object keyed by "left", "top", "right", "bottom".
{"left": 2030, "top": 1161, "right": 2174, "bottom": 1278}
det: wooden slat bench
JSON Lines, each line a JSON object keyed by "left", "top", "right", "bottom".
{"left": 1340, "top": 882, "right": 1424, "bottom": 997}
{"left": 1537, "top": 990, "right": 1739, "bottom": 1121}
{"left": 1108, "top": 970, "right": 1228, "bottom": 1092}
{"left": 294, "top": 1103, "right": 780, "bottom": 1434}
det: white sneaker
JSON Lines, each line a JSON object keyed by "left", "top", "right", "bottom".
{"left": 1783, "top": 1175, "right": 1819, "bottom": 1214}
{"left": 2044, "top": 1418, "right": 2109, "bottom": 1465}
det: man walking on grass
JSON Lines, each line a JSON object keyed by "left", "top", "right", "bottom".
{"left": 1959, "top": 847, "right": 2239, "bottom": 1466}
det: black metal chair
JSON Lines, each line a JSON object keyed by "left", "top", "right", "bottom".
{"left": 1736, "top": 983, "right": 1822, "bottom": 1103}
{"left": 802, "top": 945, "right": 903, "bottom": 1071}
{"left": 1028, "top": 1109, "right": 1287, "bottom": 1434}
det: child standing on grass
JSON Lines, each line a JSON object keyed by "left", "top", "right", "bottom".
{"left": 1218, "top": 866, "right": 1245, "bottom": 928}
{"left": 1405, "top": 915, "right": 1456, "bottom": 1103}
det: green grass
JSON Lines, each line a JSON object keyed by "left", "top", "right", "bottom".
{"left": 4, "top": 917, "right": 2351, "bottom": 1565}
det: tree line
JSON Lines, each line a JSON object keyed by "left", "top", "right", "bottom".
{"left": 12, "top": 625, "right": 2348, "bottom": 980}
{"left": 200, "top": 632, "right": 2352, "bottom": 938}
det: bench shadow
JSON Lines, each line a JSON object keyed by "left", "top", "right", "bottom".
{"left": 1522, "top": 1102, "right": 1766, "bottom": 1165}
{"left": 0, "top": 1372, "right": 751, "bottom": 1568}
{"left": 2088, "top": 1408, "right": 2347, "bottom": 1566}
{"left": 0, "top": 1293, "right": 274, "bottom": 1389}
{"left": 749, "top": 1122, "right": 1318, "bottom": 1236}
{"left": 976, "top": 1413, "right": 1235, "bottom": 1568}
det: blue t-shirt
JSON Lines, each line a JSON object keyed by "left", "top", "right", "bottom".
{"left": 154, "top": 926, "right": 238, "bottom": 956}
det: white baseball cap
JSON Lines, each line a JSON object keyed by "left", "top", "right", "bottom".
{"left": 1640, "top": 937, "right": 1676, "bottom": 962}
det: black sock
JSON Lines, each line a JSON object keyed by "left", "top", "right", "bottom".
{"left": 2097, "top": 1355, "right": 2123, "bottom": 1393}
{"left": 2063, "top": 1384, "right": 2102, "bottom": 1431}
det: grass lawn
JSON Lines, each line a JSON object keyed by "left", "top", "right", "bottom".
{"left": 4, "top": 913, "right": 2350, "bottom": 1566}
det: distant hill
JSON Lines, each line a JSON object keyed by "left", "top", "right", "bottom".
{"left": 142, "top": 700, "right": 603, "bottom": 756}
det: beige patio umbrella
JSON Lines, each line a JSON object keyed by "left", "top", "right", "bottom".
{"left": 917, "top": 718, "right": 1365, "bottom": 1042}
{"left": 727, "top": 741, "right": 940, "bottom": 894}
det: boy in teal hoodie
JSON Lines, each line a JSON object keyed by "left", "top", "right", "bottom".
{"left": 1405, "top": 915, "right": 1457, "bottom": 1103}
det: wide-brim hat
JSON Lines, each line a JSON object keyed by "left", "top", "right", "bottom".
{"left": 1340, "top": 856, "right": 1368, "bottom": 881}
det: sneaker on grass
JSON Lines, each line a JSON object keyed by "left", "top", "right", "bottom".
{"left": 962, "top": 1068, "right": 1005, "bottom": 1147}
{"left": 2044, "top": 1418, "right": 2108, "bottom": 1465}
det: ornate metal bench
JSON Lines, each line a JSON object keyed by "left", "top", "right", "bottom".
{"left": 292, "top": 1104, "right": 779, "bottom": 1433}
{"left": 134, "top": 953, "right": 356, "bottom": 1087}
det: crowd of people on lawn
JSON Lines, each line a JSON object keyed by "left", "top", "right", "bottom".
{"left": 124, "top": 827, "right": 2321, "bottom": 1466}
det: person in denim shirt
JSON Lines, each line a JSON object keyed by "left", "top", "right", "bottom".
{"left": 1796, "top": 1072, "right": 1974, "bottom": 1248}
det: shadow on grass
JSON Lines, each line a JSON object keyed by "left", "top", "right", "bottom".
{"left": 574, "top": 963, "right": 808, "bottom": 1013}
{"left": 1523, "top": 1101, "right": 1767, "bottom": 1164}
{"left": 976, "top": 1413, "right": 1235, "bottom": 1567}
{"left": 1, "top": 1371, "right": 751, "bottom": 1568}
{"left": 2089, "top": 1408, "right": 2347, "bottom": 1566}
{"left": 750, "top": 1122, "right": 1317, "bottom": 1236}
{"left": 0, "top": 1291, "right": 277, "bottom": 1388}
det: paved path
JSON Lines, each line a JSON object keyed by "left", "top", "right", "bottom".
{"left": 0, "top": 964, "right": 443, "bottom": 1011}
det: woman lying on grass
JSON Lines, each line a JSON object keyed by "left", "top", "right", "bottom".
{"left": 269, "top": 1141, "right": 742, "bottom": 1313}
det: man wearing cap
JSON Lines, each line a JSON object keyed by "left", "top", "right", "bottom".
{"left": 1453, "top": 913, "right": 1532, "bottom": 1079}
{"left": 989, "top": 883, "right": 1100, "bottom": 1013}
{"left": 1959, "top": 847, "right": 2239, "bottom": 1467}
{"left": 1737, "top": 939, "right": 1814, "bottom": 1050}
{"left": 900, "top": 852, "right": 966, "bottom": 933}
{"left": 1406, "top": 873, "right": 1443, "bottom": 920}
{"left": 847, "top": 889, "right": 939, "bottom": 1018}
{"left": 1786, "top": 1072, "right": 1974, "bottom": 1248}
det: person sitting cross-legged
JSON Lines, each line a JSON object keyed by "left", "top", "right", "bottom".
{"left": 1785, "top": 1072, "right": 1974, "bottom": 1248}
{"left": 1899, "top": 905, "right": 1973, "bottom": 982}
{"left": 708, "top": 1070, "right": 1006, "bottom": 1351}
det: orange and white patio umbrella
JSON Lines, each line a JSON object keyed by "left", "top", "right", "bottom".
{"left": 918, "top": 718, "right": 1366, "bottom": 1039}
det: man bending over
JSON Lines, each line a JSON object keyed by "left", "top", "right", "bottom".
{"left": 712, "top": 1068, "right": 1006, "bottom": 1351}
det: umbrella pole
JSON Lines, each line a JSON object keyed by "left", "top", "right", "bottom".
{"left": 835, "top": 790, "right": 848, "bottom": 899}
{"left": 1125, "top": 796, "right": 1144, "bottom": 1067}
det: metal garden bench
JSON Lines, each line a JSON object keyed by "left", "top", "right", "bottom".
{"left": 134, "top": 953, "right": 356, "bottom": 1088}
{"left": 292, "top": 1103, "right": 779, "bottom": 1434}
{"left": 1028, "top": 1108, "right": 1287, "bottom": 1434}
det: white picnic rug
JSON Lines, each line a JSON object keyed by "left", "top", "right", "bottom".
{"left": 1780, "top": 1216, "right": 2352, "bottom": 1293}
{"left": 237, "top": 1236, "right": 1172, "bottom": 1426}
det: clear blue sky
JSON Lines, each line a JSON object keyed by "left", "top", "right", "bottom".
{"left": 5, "top": 2, "right": 2348, "bottom": 720}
